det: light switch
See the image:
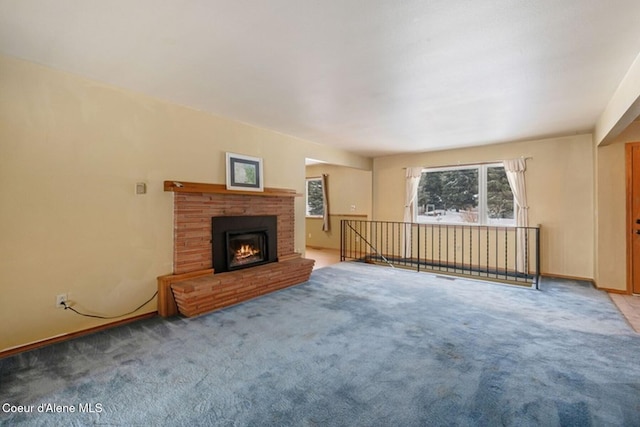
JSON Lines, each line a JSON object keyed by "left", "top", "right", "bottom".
{"left": 136, "top": 182, "right": 147, "bottom": 195}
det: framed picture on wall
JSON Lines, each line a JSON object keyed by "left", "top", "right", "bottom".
{"left": 226, "top": 152, "right": 264, "bottom": 192}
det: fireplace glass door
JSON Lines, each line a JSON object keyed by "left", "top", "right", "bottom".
{"left": 226, "top": 230, "right": 268, "bottom": 270}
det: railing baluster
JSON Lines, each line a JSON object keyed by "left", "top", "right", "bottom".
{"left": 367, "top": 221, "right": 375, "bottom": 260}
{"left": 525, "top": 227, "right": 529, "bottom": 281}
{"left": 461, "top": 226, "right": 464, "bottom": 275}
{"left": 359, "top": 220, "right": 363, "bottom": 260}
{"left": 391, "top": 222, "right": 394, "bottom": 264}
{"left": 535, "top": 227, "right": 540, "bottom": 289}
{"left": 350, "top": 220, "right": 354, "bottom": 260}
{"left": 448, "top": 226, "right": 451, "bottom": 273}
{"left": 497, "top": 227, "right": 500, "bottom": 279}
{"left": 385, "top": 222, "right": 389, "bottom": 265}
{"left": 485, "top": 227, "right": 489, "bottom": 278}
{"left": 438, "top": 224, "right": 442, "bottom": 271}
{"left": 430, "top": 224, "right": 433, "bottom": 269}
{"left": 356, "top": 220, "right": 360, "bottom": 260}
{"left": 469, "top": 226, "right": 473, "bottom": 276}
{"left": 504, "top": 227, "right": 508, "bottom": 281}
{"left": 397, "top": 222, "right": 401, "bottom": 266}
{"left": 345, "top": 220, "right": 349, "bottom": 260}
{"left": 514, "top": 226, "right": 518, "bottom": 282}
{"left": 477, "top": 226, "right": 481, "bottom": 278}
{"left": 353, "top": 220, "right": 357, "bottom": 260}
{"left": 416, "top": 224, "right": 420, "bottom": 272}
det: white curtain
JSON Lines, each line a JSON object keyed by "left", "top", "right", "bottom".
{"left": 404, "top": 167, "right": 423, "bottom": 257}
{"left": 321, "top": 174, "right": 330, "bottom": 232}
{"left": 503, "top": 158, "right": 528, "bottom": 272}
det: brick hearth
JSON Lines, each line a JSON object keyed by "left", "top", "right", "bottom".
{"left": 171, "top": 256, "right": 314, "bottom": 317}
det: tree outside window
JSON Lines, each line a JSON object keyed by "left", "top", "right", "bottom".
{"left": 306, "top": 178, "right": 324, "bottom": 217}
{"left": 416, "top": 164, "right": 514, "bottom": 225}
{"left": 487, "top": 166, "right": 514, "bottom": 223}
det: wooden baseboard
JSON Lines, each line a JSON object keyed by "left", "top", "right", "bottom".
{"left": 540, "top": 273, "right": 595, "bottom": 283}
{"left": 540, "top": 273, "right": 633, "bottom": 294}
{"left": 540, "top": 273, "right": 631, "bottom": 293}
{"left": 600, "top": 287, "right": 632, "bottom": 295}
{"left": 0, "top": 312, "right": 157, "bottom": 359}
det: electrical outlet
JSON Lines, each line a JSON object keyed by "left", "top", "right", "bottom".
{"left": 56, "top": 293, "right": 67, "bottom": 308}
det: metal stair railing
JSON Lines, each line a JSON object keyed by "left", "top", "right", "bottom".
{"left": 340, "top": 219, "right": 540, "bottom": 288}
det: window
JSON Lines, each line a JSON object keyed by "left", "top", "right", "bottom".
{"left": 416, "top": 164, "right": 514, "bottom": 225}
{"left": 306, "top": 178, "right": 324, "bottom": 217}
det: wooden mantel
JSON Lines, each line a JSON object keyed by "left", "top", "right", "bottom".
{"left": 164, "top": 180, "right": 302, "bottom": 197}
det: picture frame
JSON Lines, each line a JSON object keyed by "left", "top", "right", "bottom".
{"left": 226, "top": 152, "right": 264, "bottom": 192}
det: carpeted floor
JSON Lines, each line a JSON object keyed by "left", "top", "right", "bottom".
{"left": 1, "top": 262, "right": 640, "bottom": 426}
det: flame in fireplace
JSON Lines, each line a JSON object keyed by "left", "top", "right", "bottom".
{"left": 235, "top": 244, "right": 260, "bottom": 260}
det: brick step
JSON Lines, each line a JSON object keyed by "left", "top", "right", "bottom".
{"left": 170, "top": 257, "right": 315, "bottom": 317}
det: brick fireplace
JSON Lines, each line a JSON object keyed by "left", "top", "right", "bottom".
{"left": 158, "top": 181, "right": 315, "bottom": 317}
{"left": 173, "top": 191, "right": 295, "bottom": 274}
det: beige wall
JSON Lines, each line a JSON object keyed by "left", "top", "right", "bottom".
{"left": 0, "top": 54, "right": 371, "bottom": 351}
{"left": 373, "top": 134, "right": 595, "bottom": 279}
{"left": 596, "top": 121, "right": 640, "bottom": 291}
{"left": 305, "top": 164, "right": 372, "bottom": 249}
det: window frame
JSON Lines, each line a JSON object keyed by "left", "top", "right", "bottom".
{"left": 415, "top": 163, "right": 515, "bottom": 226}
{"left": 305, "top": 177, "right": 324, "bottom": 218}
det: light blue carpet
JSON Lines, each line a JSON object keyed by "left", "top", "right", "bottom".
{"left": 1, "top": 262, "right": 640, "bottom": 426}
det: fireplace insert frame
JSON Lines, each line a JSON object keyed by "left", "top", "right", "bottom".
{"left": 212, "top": 215, "right": 278, "bottom": 273}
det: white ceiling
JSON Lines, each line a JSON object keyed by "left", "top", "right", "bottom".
{"left": 1, "top": 1, "right": 640, "bottom": 157}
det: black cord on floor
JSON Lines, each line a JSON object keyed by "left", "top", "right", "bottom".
{"left": 60, "top": 291, "right": 158, "bottom": 319}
